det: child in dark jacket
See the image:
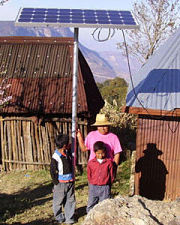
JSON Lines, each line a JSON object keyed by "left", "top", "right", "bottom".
{"left": 50, "top": 133, "right": 75, "bottom": 224}
{"left": 86, "top": 141, "right": 114, "bottom": 213}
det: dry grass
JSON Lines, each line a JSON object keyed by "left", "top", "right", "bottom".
{"left": 0, "top": 161, "right": 130, "bottom": 224}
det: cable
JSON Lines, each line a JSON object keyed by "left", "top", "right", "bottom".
{"left": 121, "top": 29, "right": 152, "bottom": 114}
{"left": 121, "top": 29, "right": 180, "bottom": 133}
{"left": 92, "top": 28, "right": 115, "bottom": 42}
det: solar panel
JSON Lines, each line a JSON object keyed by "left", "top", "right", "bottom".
{"left": 15, "top": 8, "right": 139, "bottom": 29}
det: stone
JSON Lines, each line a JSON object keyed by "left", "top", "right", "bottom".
{"left": 82, "top": 195, "right": 180, "bottom": 225}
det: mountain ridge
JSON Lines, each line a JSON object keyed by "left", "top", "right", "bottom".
{"left": 0, "top": 21, "right": 139, "bottom": 82}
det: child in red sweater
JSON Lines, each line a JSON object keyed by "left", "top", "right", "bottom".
{"left": 87, "top": 141, "right": 115, "bottom": 213}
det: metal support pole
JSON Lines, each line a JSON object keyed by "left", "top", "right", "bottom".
{"left": 71, "top": 27, "right": 79, "bottom": 165}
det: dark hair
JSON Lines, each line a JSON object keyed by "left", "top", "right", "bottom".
{"left": 55, "top": 133, "right": 69, "bottom": 148}
{"left": 93, "top": 141, "right": 106, "bottom": 152}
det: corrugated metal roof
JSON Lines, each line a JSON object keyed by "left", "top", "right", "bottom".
{"left": 0, "top": 36, "right": 104, "bottom": 115}
{"left": 126, "top": 27, "right": 180, "bottom": 111}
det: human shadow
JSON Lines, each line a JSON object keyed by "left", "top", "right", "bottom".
{"left": 5, "top": 217, "right": 57, "bottom": 225}
{"left": 75, "top": 206, "right": 87, "bottom": 220}
{"left": 6, "top": 206, "right": 87, "bottom": 225}
{"left": 135, "top": 143, "right": 168, "bottom": 200}
{"left": 0, "top": 182, "right": 53, "bottom": 223}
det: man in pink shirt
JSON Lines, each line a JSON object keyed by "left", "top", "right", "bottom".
{"left": 77, "top": 114, "right": 122, "bottom": 166}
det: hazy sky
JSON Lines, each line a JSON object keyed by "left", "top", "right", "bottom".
{"left": 0, "top": 0, "right": 134, "bottom": 21}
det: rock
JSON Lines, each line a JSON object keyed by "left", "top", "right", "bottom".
{"left": 82, "top": 195, "right": 180, "bottom": 225}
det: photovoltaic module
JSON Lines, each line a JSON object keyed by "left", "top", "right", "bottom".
{"left": 15, "top": 8, "right": 139, "bottom": 29}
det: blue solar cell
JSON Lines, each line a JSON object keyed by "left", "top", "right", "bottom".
{"left": 71, "top": 15, "right": 84, "bottom": 19}
{"left": 32, "top": 18, "right": 45, "bottom": 22}
{"left": 86, "top": 21, "right": 98, "bottom": 24}
{"left": 46, "top": 14, "right": 58, "bottom": 18}
{"left": 108, "top": 12, "right": 120, "bottom": 16}
{"left": 34, "top": 11, "right": 45, "bottom": 14}
{"left": 21, "top": 11, "right": 34, "bottom": 15}
{"left": 84, "top": 10, "right": 95, "bottom": 13}
{"left": 71, "top": 9, "right": 83, "bottom": 13}
{"left": 124, "top": 20, "right": 136, "bottom": 25}
{"left": 45, "top": 18, "right": 58, "bottom": 23}
{"left": 47, "top": 12, "right": 59, "bottom": 15}
{"left": 59, "top": 12, "right": 70, "bottom": 16}
{"left": 71, "top": 19, "right": 84, "bottom": 23}
{"left": 71, "top": 12, "right": 83, "bottom": 16}
{"left": 110, "top": 20, "right": 123, "bottom": 24}
{"left": 47, "top": 9, "right": 59, "bottom": 12}
{"left": 33, "top": 15, "right": 45, "bottom": 19}
{"left": 59, "top": 15, "right": 69, "bottom": 18}
{"left": 85, "top": 19, "right": 97, "bottom": 23}
{"left": 97, "top": 15, "right": 109, "bottom": 19}
{"left": 19, "top": 18, "right": 32, "bottom": 22}
{"left": 20, "top": 14, "right": 32, "bottom": 18}
{"left": 95, "top": 10, "right": 107, "bottom": 14}
{"left": 120, "top": 11, "right": 131, "bottom": 15}
{"left": 22, "top": 8, "right": 34, "bottom": 11}
{"left": 108, "top": 11, "right": 119, "bottom": 14}
{"left": 59, "top": 17, "right": 70, "bottom": 22}
{"left": 109, "top": 16, "right": 122, "bottom": 21}
{"left": 98, "top": 20, "right": 110, "bottom": 24}
{"left": 84, "top": 13, "right": 96, "bottom": 18}
{"left": 60, "top": 9, "right": 71, "bottom": 13}
{"left": 34, "top": 8, "right": 46, "bottom": 12}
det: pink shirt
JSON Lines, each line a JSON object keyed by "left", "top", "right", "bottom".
{"left": 85, "top": 130, "right": 122, "bottom": 161}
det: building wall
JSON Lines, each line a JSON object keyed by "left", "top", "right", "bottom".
{"left": 135, "top": 115, "right": 180, "bottom": 200}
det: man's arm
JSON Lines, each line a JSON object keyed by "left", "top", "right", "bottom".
{"left": 77, "top": 129, "right": 88, "bottom": 152}
{"left": 114, "top": 152, "right": 121, "bottom": 166}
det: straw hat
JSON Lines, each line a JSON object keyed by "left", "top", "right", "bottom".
{"left": 91, "top": 114, "right": 113, "bottom": 126}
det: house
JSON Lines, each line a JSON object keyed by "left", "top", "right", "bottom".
{"left": 0, "top": 36, "right": 104, "bottom": 171}
{"left": 123, "top": 27, "right": 180, "bottom": 200}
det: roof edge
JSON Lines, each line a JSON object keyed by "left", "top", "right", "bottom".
{"left": 0, "top": 36, "right": 74, "bottom": 44}
{"left": 122, "top": 106, "right": 180, "bottom": 117}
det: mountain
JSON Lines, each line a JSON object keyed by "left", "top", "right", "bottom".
{"left": 0, "top": 21, "right": 140, "bottom": 83}
{"left": 97, "top": 51, "right": 141, "bottom": 82}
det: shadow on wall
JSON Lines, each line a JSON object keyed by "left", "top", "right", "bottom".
{"left": 135, "top": 143, "right": 168, "bottom": 200}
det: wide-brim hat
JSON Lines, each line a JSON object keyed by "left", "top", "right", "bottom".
{"left": 91, "top": 114, "right": 113, "bottom": 126}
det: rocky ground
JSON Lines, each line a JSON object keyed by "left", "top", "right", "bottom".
{"left": 82, "top": 195, "right": 180, "bottom": 225}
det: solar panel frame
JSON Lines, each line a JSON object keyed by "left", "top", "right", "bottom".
{"left": 15, "top": 8, "right": 139, "bottom": 29}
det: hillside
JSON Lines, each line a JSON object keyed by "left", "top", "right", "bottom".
{"left": 0, "top": 21, "right": 140, "bottom": 82}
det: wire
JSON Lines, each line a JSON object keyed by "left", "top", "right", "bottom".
{"left": 121, "top": 30, "right": 151, "bottom": 114}
{"left": 121, "top": 29, "right": 180, "bottom": 133}
{"left": 92, "top": 28, "right": 115, "bottom": 42}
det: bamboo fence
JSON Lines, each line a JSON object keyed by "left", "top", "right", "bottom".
{"left": 0, "top": 116, "right": 89, "bottom": 171}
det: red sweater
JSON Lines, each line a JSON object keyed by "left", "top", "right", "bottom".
{"left": 87, "top": 158, "right": 114, "bottom": 186}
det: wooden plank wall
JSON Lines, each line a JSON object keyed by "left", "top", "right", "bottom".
{"left": 0, "top": 116, "right": 89, "bottom": 171}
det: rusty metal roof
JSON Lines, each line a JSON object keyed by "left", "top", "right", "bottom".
{"left": 0, "top": 36, "right": 104, "bottom": 115}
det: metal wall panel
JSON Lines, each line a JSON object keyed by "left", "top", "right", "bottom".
{"left": 135, "top": 116, "right": 180, "bottom": 200}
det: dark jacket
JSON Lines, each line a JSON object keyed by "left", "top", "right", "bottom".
{"left": 50, "top": 150, "right": 74, "bottom": 185}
